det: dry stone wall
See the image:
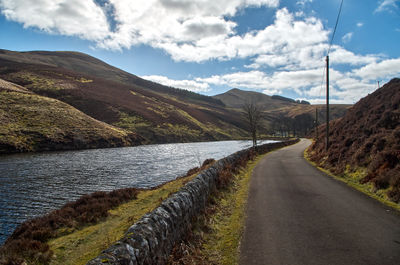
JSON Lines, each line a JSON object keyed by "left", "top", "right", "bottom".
{"left": 87, "top": 139, "right": 299, "bottom": 265}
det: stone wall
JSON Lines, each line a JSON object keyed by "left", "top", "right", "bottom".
{"left": 87, "top": 139, "right": 299, "bottom": 265}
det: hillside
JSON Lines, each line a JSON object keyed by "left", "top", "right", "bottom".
{"left": 308, "top": 78, "right": 400, "bottom": 202}
{"left": 0, "top": 51, "right": 250, "bottom": 146}
{"left": 0, "top": 49, "right": 350, "bottom": 152}
{"left": 0, "top": 78, "right": 140, "bottom": 153}
{"left": 213, "top": 88, "right": 298, "bottom": 110}
{"left": 214, "top": 88, "right": 351, "bottom": 136}
{"left": 0, "top": 49, "right": 224, "bottom": 106}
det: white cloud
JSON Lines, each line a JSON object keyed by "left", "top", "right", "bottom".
{"left": 141, "top": 75, "right": 210, "bottom": 92}
{"left": 0, "top": 0, "right": 110, "bottom": 41}
{"left": 328, "top": 46, "right": 380, "bottom": 65}
{"left": 352, "top": 58, "right": 400, "bottom": 81}
{"left": 196, "top": 68, "right": 323, "bottom": 96}
{"left": 0, "top": 0, "right": 280, "bottom": 53}
{"left": 341, "top": 32, "right": 353, "bottom": 43}
{"left": 296, "top": 0, "right": 313, "bottom": 6}
{"left": 1, "top": 0, "right": 396, "bottom": 104}
{"left": 375, "top": 0, "right": 399, "bottom": 13}
{"left": 196, "top": 70, "right": 276, "bottom": 92}
{"left": 357, "top": 22, "right": 364, "bottom": 27}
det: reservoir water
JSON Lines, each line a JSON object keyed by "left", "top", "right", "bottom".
{"left": 0, "top": 139, "right": 276, "bottom": 244}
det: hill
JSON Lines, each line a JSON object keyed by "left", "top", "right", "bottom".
{"left": 0, "top": 50, "right": 248, "bottom": 148}
{"left": 0, "top": 49, "right": 224, "bottom": 106}
{"left": 307, "top": 78, "right": 400, "bottom": 203}
{"left": 213, "top": 88, "right": 298, "bottom": 110}
{"left": 0, "top": 49, "right": 350, "bottom": 152}
{"left": 214, "top": 88, "right": 351, "bottom": 136}
{"left": 0, "top": 78, "right": 140, "bottom": 153}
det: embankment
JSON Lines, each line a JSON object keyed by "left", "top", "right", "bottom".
{"left": 88, "top": 139, "right": 299, "bottom": 265}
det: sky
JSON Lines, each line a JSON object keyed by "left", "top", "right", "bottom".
{"left": 0, "top": 0, "right": 399, "bottom": 104}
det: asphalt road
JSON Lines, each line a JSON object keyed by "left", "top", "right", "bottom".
{"left": 240, "top": 139, "right": 400, "bottom": 265}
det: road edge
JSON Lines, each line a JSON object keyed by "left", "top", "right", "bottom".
{"left": 303, "top": 145, "right": 400, "bottom": 212}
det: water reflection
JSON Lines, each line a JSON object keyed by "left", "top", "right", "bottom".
{"left": 0, "top": 139, "right": 276, "bottom": 244}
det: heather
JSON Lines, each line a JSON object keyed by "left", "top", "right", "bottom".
{"left": 308, "top": 78, "right": 400, "bottom": 203}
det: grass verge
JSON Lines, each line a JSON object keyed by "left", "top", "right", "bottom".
{"left": 48, "top": 174, "right": 197, "bottom": 265}
{"left": 168, "top": 153, "right": 267, "bottom": 265}
{"left": 304, "top": 147, "right": 400, "bottom": 212}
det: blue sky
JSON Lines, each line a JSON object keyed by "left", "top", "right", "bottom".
{"left": 0, "top": 0, "right": 399, "bottom": 104}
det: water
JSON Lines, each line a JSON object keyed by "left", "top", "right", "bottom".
{"left": 0, "top": 139, "right": 276, "bottom": 244}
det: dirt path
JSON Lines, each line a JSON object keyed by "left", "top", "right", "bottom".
{"left": 240, "top": 139, "right": 400, "bottom": 265}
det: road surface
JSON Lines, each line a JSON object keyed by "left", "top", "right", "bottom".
{"left": 240, "top": 139, "right": 400, "bottom": 265}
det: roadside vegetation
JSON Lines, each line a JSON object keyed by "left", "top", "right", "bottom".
{"left": 168, "top": 140, "right": 299, "bottom": 265}
{"left": 307, "top": 78, "right": 400, "bottom": 206}
{"left": 168, "top": 154, "right": 264, "bottom": 265}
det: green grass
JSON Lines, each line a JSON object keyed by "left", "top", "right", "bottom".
{"left": 199, "top": 154, "right": 265, "bottom": 265}
{"left": 48, "top": 174, "right": 197, "bottom": 265}
{"left": 304, "top": 148, "right": 400, "bottom": 212}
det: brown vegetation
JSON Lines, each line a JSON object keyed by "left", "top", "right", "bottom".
{"left": 0, "top": 188, "right": 138, "bottom": 265}
{"left": 308, "top": 78, "right": 400, "bottom": 202}
{"left": 0, "top": 78, "right": 140, "bottom": 153}
{"left": 0, "top": 49, "right": 347, "bottom": 152}
{"left": 0, "top": 51, "right": 249, "bottom": 146}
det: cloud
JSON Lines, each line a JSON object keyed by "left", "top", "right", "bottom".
{"left": 196, "top": 70, "right": 278, "bottom": 93}
{"left": 357, "top": 22, "right": 364, "bottom": 27}
{"left": 375, "top": 0, "right": 400, "bottom": 13}
{"left": 1, "top": 0, "right": 396, "bottom": 104}
{"left": 328, "top": 46, "right": 380, "bottom": 66}
{"left": 341, "top": 32, "right": 353, "bottom": 43}
{"left": 296, "top": 0, "right": 313, "bottom": 7}
{"left": 141, "top": 75, "right": 210, "bottom": 92}
{"left": 196, "top": 68, "right": 323, "bottom": 96}
{"left": 352, "top": 58, "right": 400, "bottom": 81}
{"left": 0, "top": 0, "right": 280, "bottom": 52}
{"left": 0, "top": 0, "right": 110, "bottom": 41}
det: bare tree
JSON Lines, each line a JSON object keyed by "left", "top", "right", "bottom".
{"left": 242, "top": 101, "right": 263, "bottom": 147}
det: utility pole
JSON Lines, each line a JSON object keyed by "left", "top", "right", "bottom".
{"left": 326, "top": 55, "right": 330, "bottom": 151}
{"left": 315, "top": 108, "right": 318, "bottom": 140}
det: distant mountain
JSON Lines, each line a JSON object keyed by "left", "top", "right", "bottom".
{"left": 308, "top": 78, "right": 400, "bottom": 202}
{"left": 213, "top": 88, "right": 297, "bottom": 110}
{"left": 271, "top": 95, "right": 310, "bottom": 105}
{"left": 213, "top": 88, "right": 351, "bottom": 136}
{"left": 0, "top": 78, "right": 140, "bottom": 153}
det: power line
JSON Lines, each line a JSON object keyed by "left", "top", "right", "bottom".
{"left": 327, "top": 0, "right": 344, "bottom": 55}
{"left": 317, "top": 0, "right": 345, "bottom": 102}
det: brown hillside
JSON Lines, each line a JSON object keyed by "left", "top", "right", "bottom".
{"left": 0, "top": 78, "right": 141, "bottom": 153}
{"left": 213, "top": 88, "right": 298, "bottom": 110}
{"left": 214, "top": 88, "right": 351, "bottom": 136}
{"left": 308, "top": 78, "right": 400, "bottom": 202}
{"left": 0, "top": 56, "right": 248, "bottom": 145}
{"left": 0, "top": 49, "right": 224, "bottom": 107}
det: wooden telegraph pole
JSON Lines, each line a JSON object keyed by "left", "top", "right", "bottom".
{"left": 326, "top": 56, "right": 330, "bottom": 151}
{"left": 315, "top": 108, "right": 318, "bottom": 139}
